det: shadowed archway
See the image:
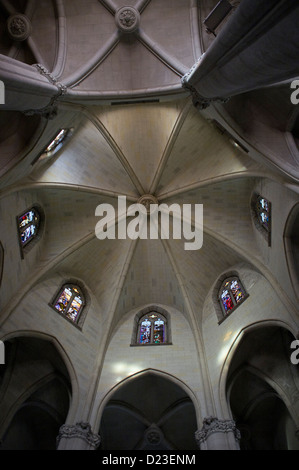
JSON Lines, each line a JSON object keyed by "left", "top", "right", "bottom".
{"left": 99, "top": 371, "right": 198, "bottom": 450}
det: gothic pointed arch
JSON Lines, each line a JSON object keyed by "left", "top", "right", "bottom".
{"left": 284, "top": 202, "right": 299, "bottom": 300}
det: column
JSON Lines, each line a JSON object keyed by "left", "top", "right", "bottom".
{"left": 182, "top": 0, "right": 299, "bottom": 108}
{"left": 56, "top": 422, "right": 101, "bottom": 450}
{"left": 195, "top": 417, "right": 240, "bottom": 450}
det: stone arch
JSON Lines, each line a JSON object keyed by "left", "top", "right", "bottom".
{"left": 284, "top": 202, "right": 299, "bottom": 301}
{"left": 0, "top": 331, "right": 80, "bottom": 442}
{"left": 96, "top": 368, "right": 201, "bottom": 450}
{"left": 219, "top": 319, "right": 297, "bottom": 418}
{"left": 219, "top": 321, "right": 299, "bottom": 450}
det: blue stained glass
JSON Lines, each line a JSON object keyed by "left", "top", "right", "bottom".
{"left": 154, "top": 319, "right": 165, "bottom": 343}
{"left": 139, "top": 319, "right": 151, "bottom": 344}
{"left": 19, "top": 208, "right": 40, "bottom": 247}
{"left": 66, "top": 296, "right": 82, "bottom": 321}
{"left": 55, "top": 287, "right": 72, "bottom": 313}
{"left": 21, "top": 225, "right": 36, "bottom": 244}
{"left": 230, "top": 279, "right": 245, "bottom": 303}
{"left": 257, "top": 196, "right": 270, "bottom": 232}
{"left": 259, "top": 198, "right": 268, "bottom": 211}
{"left": 138, "top": 314, "right": 166, "bottom": 344}
{"left": 54, "top": 285, "right": 83, "bottom": 323}
{"left": 19, "top": 211, "right": 35, "bottom": 228}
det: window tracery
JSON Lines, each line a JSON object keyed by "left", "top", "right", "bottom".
{"left": 51, "top": 284, "right": 85, "bottom": 324}
{"left": 219, "top": 276, "right": 248, "bottom": 318}
{"left": 17, "top": 207, "right": 40, "bottom": 251}
{"left": 251, "top": 193, "right": 271, "bottom": 246}
{"left": 131, "top": 308, "right": 171, "bottom": 346}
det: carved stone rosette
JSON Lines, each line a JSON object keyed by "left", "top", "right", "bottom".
{"left": 195, "top": 416, "right": 241, "bottom": 447}
{"left": 56, "top": 422, "right": 101, "bottom": 450}
{"left": 7, "top": 14, "right": 32, "bottom": 41}
{"left": 138, "top": 194, "right": 159, "bottom": 214}
{"left": 145, "top": 424, "right": 163, "bottom": 445}
{"left": 115, "top": 6, "right": 140, "bottom": 33}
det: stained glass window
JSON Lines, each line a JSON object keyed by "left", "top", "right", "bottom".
{"left": 36, "top": 128, "right": 73, "bottom": 162}
{"left": 252, "top": 194, "right": 271, "bottom": 245}
{"left": 257, "top": 196, "right": 271, "bottom": 232}
{"left": 52, "top": 284, "right": 84, "bottom": 324}
{"left": 138, "top": 313, "right": 166, "bottom": 345}
{"left": 219, "top": 277, "right": 247, "bottom": 316}
{"left": 18, "top": 208, "right": 40, "bottom": 248}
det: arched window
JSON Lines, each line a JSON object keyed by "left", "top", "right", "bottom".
{"left": 51, "top": 284, "right": 85, "bottom": 324}
{"left": 251, "top": 194, "right": 271, "bottom": 246}
{"left": 17, "top": 207, "right": 40, "bottom": 251}
{"left": 33, "top": 128, "right": 73, "bottom": 164}
{"left": 138, "top": 312, "right": 167, "bottom": 345}
{"left": 219, "top": 276, "right": 248, "bottom": 317}
{"left": 256, "top": 196, "right": 271, "bottom": 231}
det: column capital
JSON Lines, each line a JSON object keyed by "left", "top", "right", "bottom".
{"left": 57, "top": 422, "right": 101, "bottom": 450}
{"left": 182, "top": 57, "right": 230, "bottom": 109}
{"left": 22, "top": 64, "right": 68, "bottom": 118}
{"left": 195, "top": 416, "right": 241, "bottom": 449}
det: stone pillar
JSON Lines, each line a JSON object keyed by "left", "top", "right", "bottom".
{"left": 195, "top": 417, "right": 240, "bottom": 450}
{"left": 182, "top": 0, "right": 299, "bottom": 108}
{"left": 0, "top": 55, "right": 66, "bottom": 114}
{"left": 56, "top": 422, "right": 101, "bottom": 450}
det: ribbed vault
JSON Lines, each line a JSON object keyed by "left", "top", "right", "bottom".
{"left": 0, "top": 94, "right": 280, "bottom": 333}
{"left": 0, "top": 0, "right": 298, "bottom": 444}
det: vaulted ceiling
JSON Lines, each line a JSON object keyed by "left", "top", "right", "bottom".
{"left": 0, "top": 0, "right": 298, "bottom": 343}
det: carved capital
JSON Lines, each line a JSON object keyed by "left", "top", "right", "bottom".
{"left": 181, "top": 57, "right": 230, "bottom": 109}
{"left": 57, "top": 422, "right": 101, "bottom": 450}
{"left": 23, "top": 105, "right": 58, "bottom": 120}
{"left": 23, "top": 65, "right": 67, "bottom": 119}
{"left": 195, "top": 416, "right": 241, "bottom": 446}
